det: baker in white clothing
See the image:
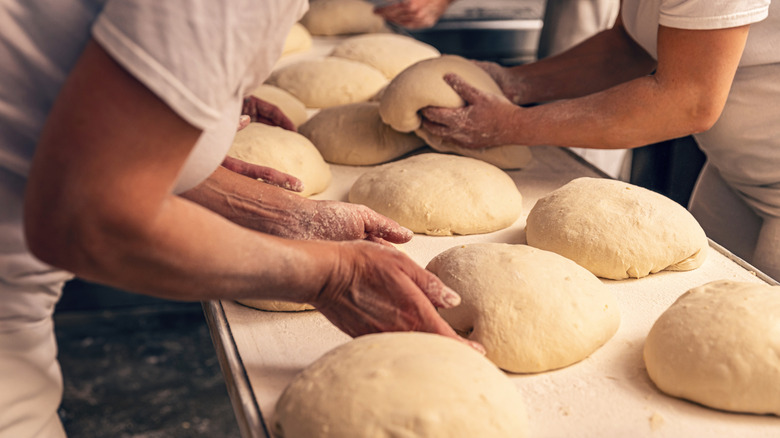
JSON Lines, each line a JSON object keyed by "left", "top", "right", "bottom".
{"left": 0, "top": 1, "right": 483, "bottom": 436}
{"left": 419, "top": 0, "right": 780, "bottom": 281}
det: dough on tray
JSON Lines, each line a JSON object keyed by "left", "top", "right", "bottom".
{"left": 236, "top": 299, "right": 314, "bottom": 312}
{"left": 267, "top": 57, "right": 388, "bottom": 109}
{"left": 281, "top": 22, "right": 312, "bottom": 56}
{"left": 248, "top": 84, "right": 308, "bottom": 128}
{"left": 378, "top": 55, "right": 532, "bottom": 169}
{"left": 348, "top": 153, "right": 523, "bottom": 236}
{"left": 298, "top": 102, "right": 424, "bottom": 165}
{"left": 428, "top": 243, "right": 620, "bottom": 373}
{"left": 228, "top": 123, "right": 331, "bottom": 197}
{"left": 299, "top": 0, "right": 386, "bottom": 36}
{"left": 644, "top": 280, "right": 780, "bottom": 415}
{"left": 273, "top": 332, "right": 529, "bottom": 438}
{"left": 330, "top": 33, "right": 440, "bottom": 79}
{"left": 525, "top": 177, "right": 708, "bottom": 280}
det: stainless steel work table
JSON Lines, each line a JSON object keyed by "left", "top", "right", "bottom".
{"left": 204, "top": 144, "right": 779, "bottom": 438}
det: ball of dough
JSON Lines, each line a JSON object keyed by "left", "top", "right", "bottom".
{"left": 644, "top": 280, "right": 780, "bottom": 415}
{"left": 428, "top": 243, "right": 620, "bottom": 373}
{"left": 236, "top": 299, "right": 314, "bottom": 312}
{"left": 267, "top": 57, "right": 388, "bottom": 109}
{"left": 330, "top": 33, "right": 440, "bottom": 79}
{"left": 281, "top": 22, "right": 312, "bottom": 56}
{"left": 273, "top": 332, "right": 529, "bottom": 438}
{"left": 248, "top": 84, "right": 308, "bottom": 128}
{"left": 299, "top": 0, "right": 386, "bottom": 36}
{"left": 348, "top": 153, "right": 523, "bottom": 235}
{"left": 526, "top": 177, "right": 708, "bottom": 280}
{"left": 378, "top": 55, "right": 532, "bottom": 169}
{"left": 228, "top": 123, "right": 331, "bottom": 197}
{"left": 298, "top": 102, "right": 424, "bottom": 165}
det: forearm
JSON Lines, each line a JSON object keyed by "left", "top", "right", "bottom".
{"left": 181, "top": 166, "right": 308, "bottom": 235}
{"left": 505, "top": 26, "right": 656, "bottom": 105}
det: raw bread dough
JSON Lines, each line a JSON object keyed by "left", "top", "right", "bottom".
{"left": 428, "top": 243, "right": 620, "bottom": 373}
{"left": 379, "top": 55, "right": 532, "bottom": 169}
{"left": 298, "top": 102, "right": 424, "bottom": 165}
{"left": 281, "top": 23, "right": 312, "bottom": 56}
{"left": 348, "top": 153, "right": 523, "bottom": 235}
{"left": 330, "top": 33, "right": 440, "bottom": 79}
{"left": 248, "top": 84, "right": 308, "bottom": 128}
{"left": 273, "top": 332, "right": 528, "bottom": 438}
{"left": 299, "top": 0, "right": 386, "bottom": 36}
{"left": 228, "top": 123, "right": 331, "bottom": 197}
{"left": 526, "top": 177, "right": 708, "bottom": 280}
{"left": 267, "top": 57, "right": 387, "bottom": 109}
{"left": 236, "top": 299, "right": 314, "bottom": 312}
{"left": 644, "top": 280, "right": 780, "bottom": 415}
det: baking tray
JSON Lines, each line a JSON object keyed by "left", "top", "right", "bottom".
{"left": 204, "top": 146, "right": 779, "bottom": 438}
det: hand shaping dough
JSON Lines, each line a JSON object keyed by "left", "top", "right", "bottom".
{"left": 348, "top": 153, "right": 523, "bottom": 235}
{"left": 248, "top": 84, "right": 308, "bottom": 128}
{"left": 273, "top": 332, "right": 529, "bottom": 438}
{"left": 379, "top": 55, "right": 532, "bottom": 169}
{"left": 299, "top": 0, "right": 386, "bottom": 36}
{"left": 526, "top": 177, "right": 708, "bottom": 279}
{"left": 267, "top": 57, "right": 388, "bottom": 109}
{"left": 236, "top": 299, "right": 314, "bottom": 312}
{"left": 428, "top": 243, "right": 620, "bottom": 373}
{"left": 281, "top": 23, "right": 312, "bottom": 56}
{"left": 298, "top": 102, "right": 424, "bottom": 165}
{"left": 330, "top": 33, "right": 440, "bottom": 79}
{"left": 228, "top": 123, "right": 331, "bottom": 197}
{"left": 644, "top": 280, "right": 780, "bottom": 415}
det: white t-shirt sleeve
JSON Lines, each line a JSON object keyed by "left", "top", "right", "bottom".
{"left": 91, "top": 0, "right": 306, "bottom": 130}
{"left": 658, "top": 0, "right": 770, "bottom": 30}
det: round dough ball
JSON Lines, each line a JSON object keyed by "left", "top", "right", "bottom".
{"left": 248, "top": 84, "right": 308, "bottom": 128}
{"left": 228, "top": 123, "right": 331, "bottom": 197}
{"left": 298, "top": 102, "right": 424, "bottom": 165}
{"left": 267, "top": 57, "right": 388, "bottom": 109}
{"left": 348, "top": 153, "right": 523, "bottom": 235}
{"left": 273, "top": 332, "right": 529, "bottom": 438}
{"left": 281, "top": 23, "right": 312, "bottom": 56}
{"left": 236, "top": 299, "right": 314, "bottom": 312}
{"left": 526, "top": 177, "right": 708, "bottom": 280}
{"left": 378, "top": 55, "right": 532, "bottom": 169}
{"left": 644, "top": 280, "right": 780, "bottom": 415}
{"left": 428, "top": 243, "right": 620, "bottom": 373}
{"left": 330, "top": 33, "right": 440, "bottom": 79}
{"left": 299, "top": 0, "right": 386, "bottom": 36}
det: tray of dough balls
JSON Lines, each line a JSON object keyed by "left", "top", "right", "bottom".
{"left": 209, "top": 10, "right": 780, "bottom": 438}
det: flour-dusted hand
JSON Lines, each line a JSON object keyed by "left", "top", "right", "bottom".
{"left": 242, "top": 95, "right": 296, "bottom": 131}
{"left": 220, "top": 156, "right": 304, "bottom": 192}
{"left": 374, "top": 0, "right": 453, "bottom": 30}
{"left": 313, "top": 240, "right": 486, "bottom": 353}
{"left": 420, "top": 73, "right": 521, "bottom": 149}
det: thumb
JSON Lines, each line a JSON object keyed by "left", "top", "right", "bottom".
{"left": 443, "top": 73, "right": 485, "bottom": 105}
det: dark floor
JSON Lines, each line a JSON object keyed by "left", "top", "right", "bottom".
{"left": 54, "top": 280, "right": 241, "bottom": 438}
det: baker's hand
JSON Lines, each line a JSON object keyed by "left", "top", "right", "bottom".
{"left": 374, "top": 0, "right": 452, "bottom": 29}
{"left": 314, "top": 240, "right": 486, "bottom": 353}
{"left": 221, "top": 156, "right": 304, "bottom": 192}
{"left": 242, "top": 95, "right": 296, "bottom": 131}
{"left": 420, "top": 73, "right": 520, "bottom": 148}
{"left": 270, "top": 198, "right": 414, "bottom": 244}
{"left": 473, "top": 60, "right": 524, "bottom": 104}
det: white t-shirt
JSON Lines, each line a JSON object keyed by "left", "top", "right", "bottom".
{"left": 0, "top": 0, "right": 307, "bottom": 321}
{"left": 621, "top": 0, "right": 780, "bottom": 218}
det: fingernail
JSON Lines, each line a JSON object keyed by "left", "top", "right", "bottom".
{"left": 442, "top": 287, "right": 461, "bottom": 307}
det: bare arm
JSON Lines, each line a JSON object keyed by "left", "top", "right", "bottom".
{"left": 421, "top": 22, "right": 750, "bottom": 150}
{"left": 374, "top": 0, "right": 454, "bottom": 29}
{"left": 24, "top": 39, "right": 478, "bottom": 349}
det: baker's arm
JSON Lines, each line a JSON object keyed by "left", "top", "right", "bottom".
{"left": 374, "top": 0, "right": 454, "bottom": 29}
{"left": 421, "top": 20, "right": 749, "bottom": 150}
{"left": 182, "top": 165, "right": 413, "bottom": 243}
{"left": 24, "top": 39, "right": 477, "bottom": 349}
